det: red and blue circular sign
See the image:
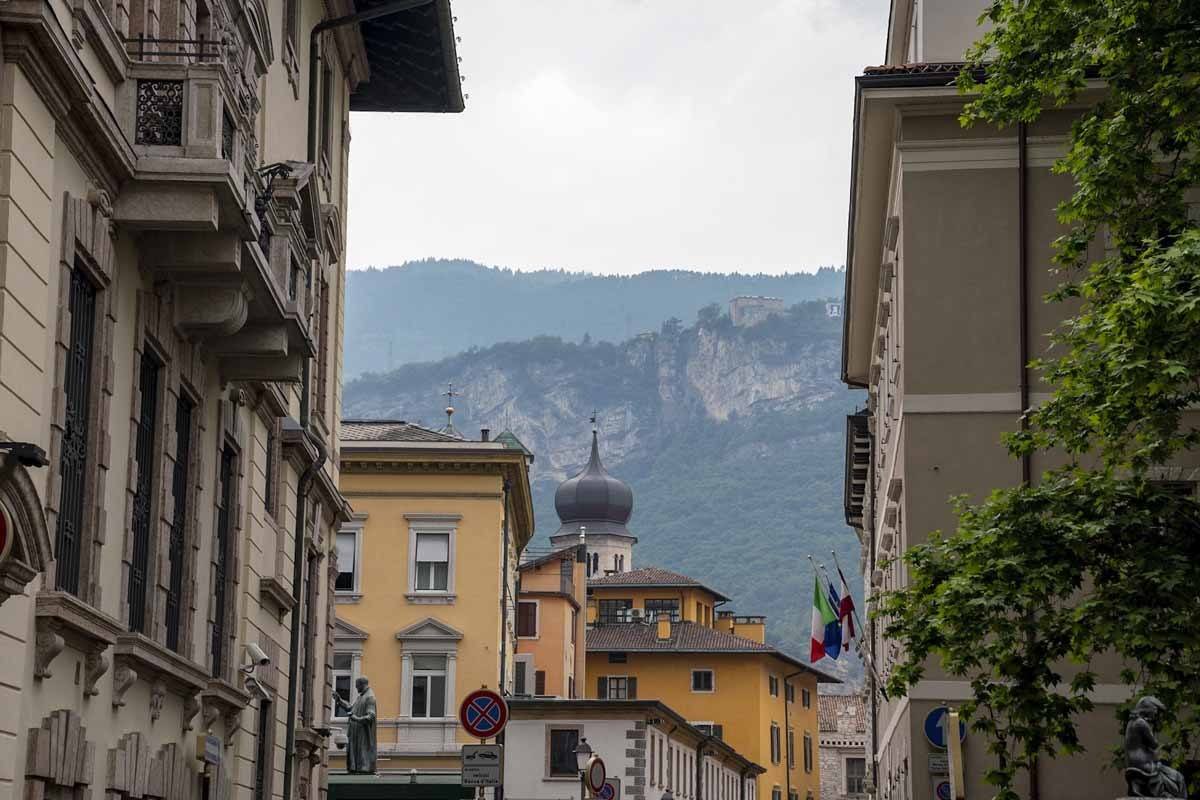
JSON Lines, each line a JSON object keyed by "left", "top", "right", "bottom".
{"left": 597, "top": 782, "right": 617, "bottom": 800}
{"left": 459, "top": 689, "right": 508, "bottom": 739}
{"left": 934, "top": 780, "right": 953, "bottom": 800}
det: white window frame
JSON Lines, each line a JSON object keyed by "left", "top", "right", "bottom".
{"left": 405, "top": 514, "right": 459, "bottom": 604}
{"left": 334, "top": 514, "right": 366, "bottom": 602}
{"left": 605, "top": 675, "right": 630, "bottom": 699}
{"left": 397, "top": 617, "right": 462, "bottom": 721}
{"left": 514, "top": 653, "right": 535, "bottom": 695}
{"left": 690, "top": 721, "right": 717, "bottom": 736}
{"left": 517, "top": 599, "right": 540, "bottom": 639}
{"left": 330, "top": 650, "right": 357, "bottom": 722}
{"left": 409, "top": 653, "right": 450, "bottom": 719}
{"left": 691, "top": 668, "right": 715, "bottom": 693}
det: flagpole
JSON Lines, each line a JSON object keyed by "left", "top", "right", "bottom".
{"left": 816, "top": 551, "right": 888, "bottom": 695}
{"left": 831, "top": 549, "right": 870, "bottom": 640}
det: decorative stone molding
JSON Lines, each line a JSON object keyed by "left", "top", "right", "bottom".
{"left": 182, "top": 693, "right": 202, "bottom": 732}
{"left": 25, "top": 710, "right": 95, "bottom": 796}
{"left": 112, "top": 663, "right": 138, "bottom": 708}
{"left": 34, "top": 591, "right": 121, "bottom": 680}
{"left": 83, "top": 645, "right": 109, "bottom": 697}
{"left": 202, "top": 678, "right": 251, "bottom": 746}
{"left": 107, "top": 733, "right": 202, "bottom": 800}
{"left": 149, "top": 679, "right": 167, "bottom": 722}
{"left": 174, "top": 283, "right": 251, "bottom": 339}
{"left": 259, "top": 576, "right": 296, "bottom": 618}
{"left": 0, "top": 454, "right": 53, "bottom": 606}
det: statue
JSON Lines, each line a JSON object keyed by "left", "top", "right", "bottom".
{"left": 1125, "top": 696, "right": 1188, "bottom": 798}
{"left": 336, "top": 677, "right": 377, "bottom": 774}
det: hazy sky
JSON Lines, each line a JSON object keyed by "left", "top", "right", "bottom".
{"left": 345, "top": 0, "right": 888, "bottom": 275}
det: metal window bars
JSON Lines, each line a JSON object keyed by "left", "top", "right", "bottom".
{"left": 126, "top": 33, "right": 222, "bottom": 63}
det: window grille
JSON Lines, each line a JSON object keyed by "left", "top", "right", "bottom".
{"left": 127, "top": 351, "right": 160, "bottom": 632}
{"left": 254, "top": 700, "right": 272, "bottom": 798}
{"left": 166, "top": 394, "right": 193, "bottom": 651}
{"left": 56, "top": 265, "right": 97, "bottom": 595}
{"left": 211, "top": 446, "right": 235, "bottom": 677}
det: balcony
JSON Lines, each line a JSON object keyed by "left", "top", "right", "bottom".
{"left": 845, "top": 410, "right": 872, "bottom": 528}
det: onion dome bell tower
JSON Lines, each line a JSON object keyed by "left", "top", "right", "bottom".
{"left": 549, "top": 428, "right": 637, "bottom": 576}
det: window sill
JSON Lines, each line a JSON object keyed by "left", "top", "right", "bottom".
{"left": 406, "top": 593, "right": 456, "bottom": 605}
{"left": 543, "top": 776, "right": 582, "bottom": 782}
{"left": 335, "top": 593, "right": 363, "bottom": 605}
{"left": 33, "top": 590, "right": 124, "bottom": 688}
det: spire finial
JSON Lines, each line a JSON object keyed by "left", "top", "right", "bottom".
{"left": 440, "top": 382, "right": 462, "bottom": 438}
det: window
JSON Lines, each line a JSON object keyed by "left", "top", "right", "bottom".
{"left": 596, "top": 675, "right": 635, "bottom": 699}
{"left": 784, "top": 683, "right": 794, "bottom": 703}
{"left": 645, "top": 598, "right": 681, "bottom": 622}
{"left": 787, "top": 730, "right": 795, "bottom": 768}
{"left": 598, "top": 598, "right": 632, "bottom": 624}
{"left": 772, "top": 789, "right": 782, "bottom": 800}
{"left": 332, "top": 653, "right": 353, "bottom": 720}
{"left": 264, "top": 418, "right": 279, "bottom": 518}
{"left": 768, "top": 675, "right": 779, "bottom": 696}
{"left": 288, "top": 260, "right": 302, "bottom": 302}
{"left": 571, "top": 609, "right": 578, "bottom": 643}
{"left": 802, "top": 732, "right": 813, "bottom": 773}
{"left": 769, "top": 724, "right": 781, "bottom": 764}
{"left": 211, "top": 445, "right": 236, "bottom": 678}
{"left": 692, "top": 723, "right": 724, "bottom": 740}
{"left": 846, "top": 757, "right": 867, "bottom": 794}
{"left": 535, "top": 670, "right": 546, "bottom": 695}
{"left": 590, "top": 552, "right": 599, "bottom": 576}
{"left": 320, "top": 66, "right": 334, "bottom": 166}
{"left": 608, "top": 652, "right": 627, "bottom": 664}
{"left": 514, "top": 660, "right": 528, "bottom": 695}
{"left": 127, "top": 350, "right": 160, "bottom": 633}
{"left": 548, "top": 727, "right": 581, "bottom": 776}
{"left": 410, "top": 655, "right": 448, "bottom": 717}
{"left": 692, "top": 669, "right": 715, "bottom": 692}
{"left": 254, "top": 700, "right": 273, "bottom": 800}
{"left": 568, "top": 676, "right": 576, "bottom": 699}
{"left": 55, "top": 264, "right": 98, "bottom": 596}
{"left": 336, "top": 530, "right": 358, "bottom": 592}
{"left": 801, "top": 688, "right": 811, "bottom": 708}
{"left": 517, "top": 601, "right": 538, "bottom": 638}
{"left": 414, "top": 532, "right": 450, "bottom": 591}
{"left": 300, "top": 548, "right": 319, "bottom": 724}
{"left": 165, "top": 394, "right": 193, "bottom": 652}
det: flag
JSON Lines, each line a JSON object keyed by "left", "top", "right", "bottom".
{"left": 810, "top": 574, "right": 841, "bottom": 662}
{"left": 836, "top": 567, "right": 856, "bottom": 650}
{"left": 826, "top": 579, "right": 844, "bottom": 658}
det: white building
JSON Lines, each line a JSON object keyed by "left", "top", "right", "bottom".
{"left": 504, "top": 700, "right": 763, "bottom": 800}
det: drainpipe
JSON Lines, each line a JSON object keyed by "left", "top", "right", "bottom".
{"left": 500, "top": 477, "right": 512, "bottom": 692}
{"left": 1016, "top": 122, "right": 1039, "bottom": 800}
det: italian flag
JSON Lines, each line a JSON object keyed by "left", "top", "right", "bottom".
{"left": 811, "top": 574, "right": 840, "bottom": 662}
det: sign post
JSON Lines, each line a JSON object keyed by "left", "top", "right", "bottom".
{"left": 459, "top": 689, "right": 509, "bottom": 740}
{"left": 946, "top": 708, "right": 966, "bottom": 799}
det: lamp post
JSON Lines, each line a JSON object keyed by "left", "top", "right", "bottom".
{"left": 662, "top": 789, "right": 675, "bottom": 800}
{"left": 575, "top": 737, "right": 594, "bottom": 800}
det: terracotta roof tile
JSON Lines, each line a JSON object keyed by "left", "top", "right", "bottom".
{"left": 341, "top": 419, "right": 463, "bottom": 443}
{"left": 588, "top": 566, "right": 730, "bottom": 601}
{"left": 862, "top": 62, "right": 966, "bottom": 76}
{"left": 818, "top": 693, "right": 867, "bottom": 733}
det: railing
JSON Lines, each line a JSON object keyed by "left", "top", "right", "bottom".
{"left": 126, "top": 34, "right": 222, "bottom": 63}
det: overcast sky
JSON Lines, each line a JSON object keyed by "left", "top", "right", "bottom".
{"left": 345, "top": 0, "right": 888, "bottom": 275}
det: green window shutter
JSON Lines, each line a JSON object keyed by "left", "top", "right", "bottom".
{"left": 597, "top": 676, "right": 608, "bottom": 699}
{"left": 628, "top": 677, "right": 638, "bottom": 699}
{"left": 713, "top": 724, "right": 724, "bottom": 741}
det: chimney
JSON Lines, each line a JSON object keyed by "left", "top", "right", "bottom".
{"left": 481, "top": 428, "right": 490, "bottom": 442}
{"left": 656, "top": 615, "right": 672, "bottom": 641}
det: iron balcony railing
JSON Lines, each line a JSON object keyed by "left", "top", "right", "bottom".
{"left": 126, "top": 34, "right": 222, "bottom": 63}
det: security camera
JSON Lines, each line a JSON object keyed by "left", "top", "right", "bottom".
{"left": 246, "top": 643, "right": 270, "bottom": 667}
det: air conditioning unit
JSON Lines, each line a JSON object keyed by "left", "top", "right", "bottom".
{"left": 627, "top": 609, "right": 644, "bottom": 623}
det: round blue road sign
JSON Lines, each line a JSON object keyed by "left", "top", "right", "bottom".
{"left": 923, "top": 707, "right": 966, "bottom": 749}
{"left": 459, "top": 689, "right": 508, "bottom": 739}
{"left": 597, "top": 783, "right": 616, "bottom": 800}
{"left": 935, "top": 780, "right": 953, "bottom": 800}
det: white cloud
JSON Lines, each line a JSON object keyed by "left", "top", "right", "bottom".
{"left": 345, "top": 0, "right": 888, "bottom": 275}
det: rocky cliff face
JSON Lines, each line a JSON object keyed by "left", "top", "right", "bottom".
{"left": 343, "top": 302, "right": 863, "bottom": 679}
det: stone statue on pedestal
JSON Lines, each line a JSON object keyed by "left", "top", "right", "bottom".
{"left": 336, "top": 676, "right": 377, "bottom": 774}
{"left": 1124, "top": 696, "right": 1187, "bottom": 798}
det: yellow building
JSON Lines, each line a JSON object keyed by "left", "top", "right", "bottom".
{"left": 331, "top": 421, "right": 535, "bottom": 799}
{"left": 546, "top": 432, "right": 836, "bottom": 800}
{"left": 515, "top": 545, "right": 587, "bottom": 698}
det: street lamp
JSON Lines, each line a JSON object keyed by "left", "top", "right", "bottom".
{"left": 575, "top": 737, "right": 594, "bottom": 800}
{"left": 662, "top": 790, "right": 675, "bottom": 800}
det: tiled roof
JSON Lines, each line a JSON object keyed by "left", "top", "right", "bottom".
{"left": 818, "top": 693, "right": 867, "bottom": 733}
{"left": 341, "top": 419, "right": 464, "bottom": 443}
{"left": 862, "top": 62, "right": 967, "bottom": 76}
{"left": 588, "top": 566, "right": 730, "bottom": 601}
{"left": 519, "top": 545, "right": 578, "bottom": 572}
{"left": 587, "top": 621, "right": 839, "bottom": 683}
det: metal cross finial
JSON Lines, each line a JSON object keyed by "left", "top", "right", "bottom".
{"left": 590, "top": 409, "right": 598, "bottom": 430}
{"left": 445, "top": 382, "right": 459, "bottom": 404}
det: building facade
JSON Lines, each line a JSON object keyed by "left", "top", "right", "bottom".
{"left": 818, "top": 694, "right": 867, "bottom": 800}
{"left": 515, "top": 545, "right": 587, "bottom": 699}
{"left": 728, "top": 297, "right": 785, "bottom": 328}
{"left": 503, "top": 699, "right": 763, "bottom": 800}
{"left": 843, "top": 1, "right": 1131, "bottom": 798}
{"left": 549, "top": 434, "right": 833, "bottom": 800}
{"left": 0, "top": 1, "right": 462, "bottom": 798}
{"left": 332, "top": 421, "right": 535, "bottom": 799}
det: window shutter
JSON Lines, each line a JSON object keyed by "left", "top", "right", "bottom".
{"left": 628, "top": 676, "right": 638, "bottom": 699}
{"left": 535, "top": 670, "right": 546, "bottom": 695}
{"left": 713, "top": 724, "right": 724, "bottom": 741}
{"left": 597, "top": 677, "right": 608, "bottom": 699}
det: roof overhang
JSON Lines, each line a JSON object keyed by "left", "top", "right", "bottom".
{"left": 587, "top": 581, "right": 731, "bottom": 602}
{"left": 350, "top": 0, "right": 465, "bottom": 113}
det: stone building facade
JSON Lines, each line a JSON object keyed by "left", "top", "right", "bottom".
{"left": 0, "top": 1, "right": 461, "bottom": 799}
{"left": 729, "top": 296, "right": 785, "bottom": 328}
{"left": 818, "top": 694, "right": 867, "bottom": 800}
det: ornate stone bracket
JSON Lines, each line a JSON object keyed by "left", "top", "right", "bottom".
{"left": 82, "top": 645, "right": 109, "bottom": 697}
{"left": 203, "top": 678, "right": 252, "bottom": 747}
{"left": 112, "top": 663, "right": 138, "bottom": 708}
{"left": 149, "top": 679, "right": 167, "bottom": 722}
{"left": 183, "top": 693, "right": 202, "bottom": 733}
{"left": 33, "top": 591, "right": 121, "bottom": 683}
{"left": 33, "top": 628, "right": 65, "bottom": 679}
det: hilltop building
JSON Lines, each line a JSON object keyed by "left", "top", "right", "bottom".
{"left": 0, "top": 2, "right": 461, "bottom": 799}
{"left": 843, "top": 1, "right": 1131, "bottom": 797}
{"left": 515, "top": 545, "right": 587, "bottom": 698}
{"left": 549, "top": 433, "right": 836, "bottom": 800}
{"left": 332, "top": 421, "right": 535, "bottom": 799}
{"left": 818, "top": 694, "right": 868, "bottom": 800}
{"left": 730, "top": 297, "right": 786, "bottom": 327}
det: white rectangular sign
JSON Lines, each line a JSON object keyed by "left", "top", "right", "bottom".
{"left": 462, "top": 744, "right": 503, "bottom": 787}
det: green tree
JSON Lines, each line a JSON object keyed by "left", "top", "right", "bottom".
{"left": 878, "top": 2, "right": 1200, "bottom": 798}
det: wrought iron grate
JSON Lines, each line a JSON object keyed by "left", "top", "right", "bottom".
{"left": 127, "top": 350, "right": 161, "bottom": 633}
{"left": 166, "top": 394, "right": 194, "bottom": 652}
{"left": 56, "top": 265, "right": 97, "bottom": 595}
{"left": 221, "top": 109, "right": 235, "bottom": 161}
{"left": 136, "top": 79, "right": 184, "bottom": 146}
{"left": 211, "top": 445, "right": 235, "bottom": 678}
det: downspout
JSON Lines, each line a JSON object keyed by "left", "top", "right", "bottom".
{"left": 868, "top": 425, "right": 879, "bottom": 795}
{"left": 783, "top": 670, "right": 805, "bottom": 800}
{"left": 500, "top": 477, "right": 512, "bottom": 692}
{"left": 1017, "top": 122, "right": 1039, "bottom": 800}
